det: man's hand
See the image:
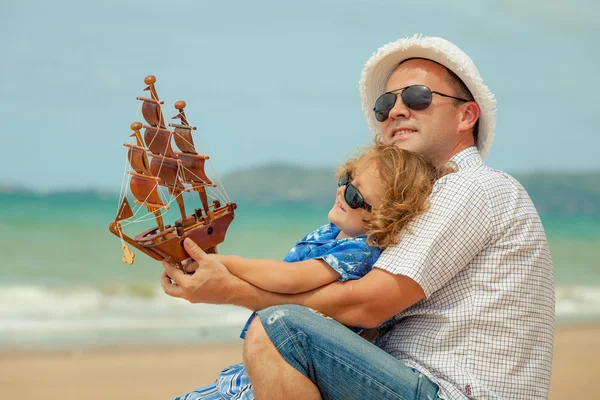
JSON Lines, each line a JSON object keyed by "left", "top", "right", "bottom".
{"left": 161, "top": 238, "right": 237, "bottom": 304}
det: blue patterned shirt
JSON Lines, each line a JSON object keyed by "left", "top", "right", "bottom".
{"left": 283, "top": 223, "right": 381, "bottom": 280}
{"left": 240, "top": 223, "right": 381, "bottom": 338}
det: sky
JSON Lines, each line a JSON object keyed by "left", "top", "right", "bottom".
{"left": 1, "top": 0, "right": 599, "bottom": 191}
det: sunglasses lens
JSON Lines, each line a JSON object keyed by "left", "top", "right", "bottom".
{"left": 344, "top": 184, "right": 364, "bottom": 209}
{"left": 402, "top": 85, "right": 432, "bottom": 111}
{"left": 373, "top": 93, "right": 397, "bottom": 122}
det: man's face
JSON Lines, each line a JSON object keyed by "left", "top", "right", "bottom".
{"left": 379, "top": 59, "right": 463, "bottom": 164}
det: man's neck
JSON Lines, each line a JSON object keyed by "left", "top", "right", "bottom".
{"left": 431, "top": 141, "right": 475, "bottom": 168}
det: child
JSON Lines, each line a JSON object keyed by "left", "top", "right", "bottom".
{"left": 174, "top": 142, "right": 453, "bottom": 400}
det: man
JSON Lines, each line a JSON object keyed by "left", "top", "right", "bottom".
{"left": 162, "top": 35, "right": 555, "bottom": 399}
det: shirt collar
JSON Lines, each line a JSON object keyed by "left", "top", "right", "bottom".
{"left": 449, "top": 146, "right": 484, "bottom": 170}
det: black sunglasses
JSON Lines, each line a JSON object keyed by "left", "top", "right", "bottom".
{"left": 338, "top": 172, "right": 372, "bottom": 212}
{"left": 373, "top": 84, "right": 471, "bottom": 122}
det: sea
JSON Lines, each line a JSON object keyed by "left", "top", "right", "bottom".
{"left": 1, "top": 191, "right": 599, "bottom": 351}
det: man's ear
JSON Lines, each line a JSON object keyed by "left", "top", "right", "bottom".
{"left": 459, "top": 101, "right": 480, "bottom": 133}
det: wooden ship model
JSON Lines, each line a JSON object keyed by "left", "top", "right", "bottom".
{"left": 109, "top": 75, "right": 236, "bottom": 265}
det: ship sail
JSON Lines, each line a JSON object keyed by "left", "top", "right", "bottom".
{"left": 109, "top": 75, "right": 237, "bottom": 266}
{"left": 135, "top": 76, "right": 184, "bottom": 219}
{"left": 129, "top": 174, "right": 164, "bottom": 208}
{"left": 169, "top": 100, "right": 214, "bottom": 213}
{"left": 178, "top": 153, "right": 213, "bottom": 186}
{"left": 125, "top": 143, "right": 151, "bottom": 176}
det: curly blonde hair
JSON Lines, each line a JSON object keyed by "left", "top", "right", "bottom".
{"left": 335, "top": 142, "right": 455, "bottom": 249}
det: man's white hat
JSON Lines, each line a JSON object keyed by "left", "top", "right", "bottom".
{"left": 359, "top": 34, "right": 497, "bottom": 158}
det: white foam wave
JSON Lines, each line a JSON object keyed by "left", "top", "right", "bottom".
{"left": 0, "top": 285, "right": 251, "bottom": 335}
{"left": 555, "top": 285, "right": 600, "bottom": 320}
{"left": 0, "top": 285, "right": 245, "bottom": 315}
{"left": 3, "top": 284, "right": 599, "bottom": 318}
{"left": 0, "top": 284, "right": 599, "bottom": 350}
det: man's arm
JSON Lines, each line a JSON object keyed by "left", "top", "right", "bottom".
{"left": 162, "top": 239, "right": 424, "bottom": 328}
{"left": 218, "top": 255, "right": 340, "bottom": 294}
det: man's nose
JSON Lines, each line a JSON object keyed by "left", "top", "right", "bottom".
{"left": 388, "top": 93, "right": 411, "bottom": 121}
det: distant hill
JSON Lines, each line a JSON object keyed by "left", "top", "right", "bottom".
{"left": 517, "top": 172, "right": 600, "bottom": 215}
{"left": 220, "top": 162, "right": 338, "bottom": 205}
{"left": 221, "top": 164, "right": 600, "bottom": 216}
{"left": 3, "top": 165, "right": 599, "bottom": 216}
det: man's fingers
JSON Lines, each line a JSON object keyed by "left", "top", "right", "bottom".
{"left": 162, "top": 260, "right": 186, "bottom": 285}
{"left": 161, "top": 270, "right": 184, "bottom": 298}
{"left": 183, "top": 238, "right": 208, "bottom": 262}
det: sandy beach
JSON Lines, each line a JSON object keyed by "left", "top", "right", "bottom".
{"left": 0, "top": 325, "right": 598, "bottom": 399}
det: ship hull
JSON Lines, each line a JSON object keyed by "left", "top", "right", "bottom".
{"left": 133, "top": 203, "right": 236, "bottom": 263}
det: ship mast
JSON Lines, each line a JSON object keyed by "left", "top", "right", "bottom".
{"left": 169, "top": 100, "right": 216, "bottom": 218}
{"left": 126, "top": 75, "right": 189, "bottom": 231}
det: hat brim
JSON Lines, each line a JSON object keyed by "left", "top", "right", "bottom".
{"left": 359, "top": 35, "right": 496, "bottom": 158}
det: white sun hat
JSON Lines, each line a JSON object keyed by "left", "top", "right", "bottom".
{"left": 359, "top": 34, "right": 497, "bottom": 158}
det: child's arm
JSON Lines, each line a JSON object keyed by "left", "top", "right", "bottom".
{"left": 217, "top": 255, "right": 341, "bottom": 294}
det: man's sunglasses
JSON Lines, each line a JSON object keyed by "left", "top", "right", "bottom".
{"left": 373, "top": 84, "right": 471, "bottom": 122}
{"left": 338, "top": 172, "right": 372, "bottom": 212}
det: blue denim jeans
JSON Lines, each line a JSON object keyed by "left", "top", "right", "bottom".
{"left": 257, "top": 304, "right": 440, "bottom": 400}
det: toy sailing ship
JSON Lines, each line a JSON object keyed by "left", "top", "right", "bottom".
{"left": 109, "top": 75, "right": 236, "bottom": 266}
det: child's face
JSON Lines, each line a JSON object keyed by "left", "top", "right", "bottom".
{"left": 328, "top": 163, "right": 384, "bottom": 238}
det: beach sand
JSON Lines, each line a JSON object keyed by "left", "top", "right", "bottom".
{"left": 0, "top": 325, "right": 598, "bottom": 399}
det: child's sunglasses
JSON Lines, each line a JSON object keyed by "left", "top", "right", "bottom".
{"left": 373, "top": 84, "right": 471, "bottom": 122}
{"left": 338, "top": 172, "right": 372, "bottom": 212}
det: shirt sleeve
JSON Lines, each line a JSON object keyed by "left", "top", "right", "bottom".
{"left": 317, "top": 239, "right": 380, "bottom": 281}
{"left": 374, "top": 172, "right": 491, "bottom": 297}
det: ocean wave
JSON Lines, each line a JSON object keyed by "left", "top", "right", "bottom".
{"left": 555, "top": 285, "right": 600, "bottom": 321}
{"left": 0, "top": 284, "right": 251, "bottom": 349}
{"left": 0, "top": 284, "right": 250, "bottom": 320}
{"left": 0, "top": 284, "right": 599, "bottom": 350}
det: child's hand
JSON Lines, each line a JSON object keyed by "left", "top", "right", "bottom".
{"left": 205, "top": 254, "right": 229, "bottom": 270}
{"left": 181, "top": 258, "right": 199, "bottom": 274}
{"left": 181, "top": 254, "right": 228, "bottom": 274}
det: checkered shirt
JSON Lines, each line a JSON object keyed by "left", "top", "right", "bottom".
{"left": 373, "top": 146, "right": 555, "bottom": 399}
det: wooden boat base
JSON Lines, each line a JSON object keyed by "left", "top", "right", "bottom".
{"left": 132, "top": 203, "right": 236, "bottom": 263}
